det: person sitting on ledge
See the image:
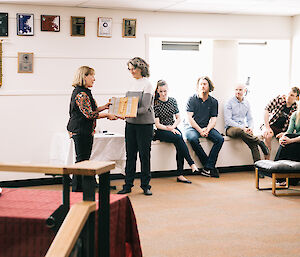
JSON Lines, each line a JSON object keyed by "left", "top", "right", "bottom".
{"left": 224, "top": 83, "right": 269, "bottom": 178}
{"left": 185, "top": 76, "right": 224, "bottom": 178}
{"left": 263, "top": 87, "right": 299, "bottom": 159}
{"left": 275, "top": 107, "right": 300, "bottom": 186}
{"left": 153, "top": 80, "right": 198, "bottom": 184}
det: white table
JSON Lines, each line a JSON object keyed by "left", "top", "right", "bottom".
{"left": 50, "top": 132, "right": 126, "bottom": 174}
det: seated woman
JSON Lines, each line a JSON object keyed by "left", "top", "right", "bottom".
{"left": 276, "top": 108, "right": 300, "bottom": 185}
{"left": 154, "top": 80, "right": 198, "bottom": 184}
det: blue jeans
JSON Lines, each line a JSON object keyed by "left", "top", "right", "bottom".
{"left": 185, "top": 127, "right": 224, "bottom": 170}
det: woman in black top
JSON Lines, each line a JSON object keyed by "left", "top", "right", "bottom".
{"left": 154, "top": 80, "right": 198, "bottom": 183}
{"left": 67, "top": 66, "right": 117, "bottom": 192}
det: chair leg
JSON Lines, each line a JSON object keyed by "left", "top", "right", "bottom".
{"left": 272, "top": 174, "right": 276, "bottom": 196}
{"left": 255, "top": 168, "right": 259, "bottom": 189}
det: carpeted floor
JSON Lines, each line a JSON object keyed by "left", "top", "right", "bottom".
{"left": 110, "top": 171, "right": 300, "bottom": 257}
{"left": 30, "top": 171, "right": 300, "bottom": 257}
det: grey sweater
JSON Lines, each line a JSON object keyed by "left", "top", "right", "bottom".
{"left": 126, "top": 77, "right": 154, "bottom": 124}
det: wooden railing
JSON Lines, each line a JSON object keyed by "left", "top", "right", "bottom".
{"left": 0, "top": 160, "right": 115, "bottom": 257}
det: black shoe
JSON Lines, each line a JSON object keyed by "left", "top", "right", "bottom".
{"left": 117, "top": 188, "right": 131, "bottom": 194}
{"left": 177, "top": 178, "right": 192, "bottom": 184}
{"left": 143, "top": 189, "right": 152, "bottom": 196}
{"left": 201, "top": 168, "right": 219, "bottom": 178}
{"left": 259, "top": 141, "right": 269, "bottom": 155}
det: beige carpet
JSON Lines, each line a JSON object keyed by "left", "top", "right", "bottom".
{"left": 111, "top": 171, "right": 300, "bottom": 257}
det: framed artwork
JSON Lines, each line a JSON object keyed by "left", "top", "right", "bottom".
{"left": 17, "top": 13, "right": 34, "bottom": 36}
{"left": 97, "top": 17, "right": 112, "bottom": 37}
{"left": 41, "top": 15, "right": 60, "bottom": 32}
{"left": 122, "top": 18, "right": 136, "bottom": 38}
{"left": 71, "top": 16, "right": 85, "bottom": 36}
{"left": 18, "top": 52, "right": 33, "bottom": 73}
{"left": 0, "top": 13, "right": 8, "bottom": 37}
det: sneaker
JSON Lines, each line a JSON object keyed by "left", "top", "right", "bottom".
{"left": 259, "top": 141, "right": 269, "bottom": 155}
{"left": 143, "top": 188, "right": 152, "bottom": 196}
{"left": 200, "top": 168, "right": 219, "bottom": 178}
{"left": 200, "top": 168, "right": 211, "bottom": 177}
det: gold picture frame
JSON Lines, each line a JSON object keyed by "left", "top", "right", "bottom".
{"left": 71, "top": 16, "right": 85, "bottom": 36}
{"left": 122, "top": 18, "right": 136, "bottom": 38}
{"left": 18, "top": 52, "right": 33, "bottom": 73}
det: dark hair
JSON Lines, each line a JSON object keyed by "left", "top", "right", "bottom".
{"left": 154, "top": 80, "right": 167, "bottom": 105}
{"left": 197, "top": 76, "right": 214, "bottom": 92}
{"left": 291, "top": 86, "right": 300, "bottom": 97}
{"left": 127, "top": 57, "right": 150, "bottom": 77}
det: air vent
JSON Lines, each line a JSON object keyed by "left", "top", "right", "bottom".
{"left": 162, "top": 41, "right": 201, "bottom": 51}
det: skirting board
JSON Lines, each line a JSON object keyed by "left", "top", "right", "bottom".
{"left": 0, "top": 165, "right": 254, "bottom": 188}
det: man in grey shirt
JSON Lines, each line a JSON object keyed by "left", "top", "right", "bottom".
{"left": 224, "top": 83, "right": 269, "bottom": 176}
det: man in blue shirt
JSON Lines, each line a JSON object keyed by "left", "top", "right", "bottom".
{"left": 185, "top": 76, "right": 224, "bottom": 178}
{"left": 224, "top": 83, "right": 269, "bottom": 170}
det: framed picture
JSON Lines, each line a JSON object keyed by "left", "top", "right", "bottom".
{"left": 0, "top": 13, "right": 8, "bottom": 37}
{"left": 17, "top": 13, "right": 34, "bottom": 36}
{"left": 18, "top": 52, "right": 33, "bottom": 73}
{"left": 41, "top": 15, "right": 60, "bottom": 32}
{"left": 97, "top": 17, "right": 112, "bottom": 37}
{"left": 122, "top": 18, "right": 136, "bottom": 38}
{"left": 71, "top": 16, "right": 85, "bottom": 36}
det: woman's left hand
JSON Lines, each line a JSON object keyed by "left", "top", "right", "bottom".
{"left": 279, "top": 135, "right": 291, "bottom": 146}
{"left": 171, "top": 128, "right": 181, "bottom": 135}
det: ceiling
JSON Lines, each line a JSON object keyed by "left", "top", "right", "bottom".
{"left": 2, "top": 0, "right": 300, "bottom": 16}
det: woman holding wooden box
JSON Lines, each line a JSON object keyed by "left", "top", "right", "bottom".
{"left": 117, "top": 57, "right": 155, "bottom": 196}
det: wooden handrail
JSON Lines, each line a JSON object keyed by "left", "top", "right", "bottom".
{"left": 0, "top": 160, "right": 115, "bottom": 176}
{"left": 46, "top": 201, "right": 96, "bottom": 257}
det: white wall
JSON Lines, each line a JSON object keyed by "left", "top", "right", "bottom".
{"left": 0, "top": 4, "right": 292, "bottom": 179}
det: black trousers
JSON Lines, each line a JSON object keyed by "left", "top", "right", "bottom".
{"left": 71, "top": 134, "right": 94, "bottom": 192}
{"left": 275, "top": 133, "right": 300, "bottom": 185}
{"left": 124, "top": 123, "right": 153, "bottom": 190}
{"left": 155, "top": 128, "right": 194, "bottom": 175}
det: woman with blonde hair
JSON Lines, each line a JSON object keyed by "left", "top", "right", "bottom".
{"left": 67, "top": 66, "right": 117, "bottom": 192}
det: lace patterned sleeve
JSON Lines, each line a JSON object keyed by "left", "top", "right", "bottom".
{"left": 75, "top": 92, "right": 98, "bottom": 119}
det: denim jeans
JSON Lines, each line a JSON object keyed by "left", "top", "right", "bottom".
{"left": 185, "top": 127, "right": 224, "bottom": 170}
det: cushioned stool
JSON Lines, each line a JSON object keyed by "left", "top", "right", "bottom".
{"left": 255, "top": 160, "right": 300, "bottom": 196}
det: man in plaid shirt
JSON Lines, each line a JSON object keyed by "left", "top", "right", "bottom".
{"left": 263, "top": 86, "right": 300, "bottom": 159}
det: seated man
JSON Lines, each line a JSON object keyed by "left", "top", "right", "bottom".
{"left": 224, "top": 83, "right": 269, "bottom": 177}
{"left": 263, "top": 87, "right": 299, "bottom": 159}
{"left": 185, "top": 76, "right": 224, "bottom": 178}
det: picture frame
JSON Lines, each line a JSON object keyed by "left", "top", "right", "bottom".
{"left": 71, "top": 16, "right": 85, "bottom": 36}
{"left": 41, "top": 15, "right": 60, "bottom": 32}
{"left": 97, "top": 17, "right": 112, "bottom": 37}
{"left": 17, "top": 13, "right": 34, "bottom": 36}
{"left": 122, "top": 18, "right": 136, "bottom": 38}
{"left": 0, "top": 13, "right": 8, "bottom": 37}
{"left": 18, "top": 52, "right": 33, "bottom": 73}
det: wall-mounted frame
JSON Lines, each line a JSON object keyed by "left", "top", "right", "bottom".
{"left": 97, "top": 17, "right": 112, "bottom": 37}
{"left": 18, "top": 52, "right": 33, "bottom": 73}
{"left": 122, "top": 18, "right": 136, "bottom": 38}
{"left": 0, "top": 13, "right": 8, "bottom": 37}
{"left": 71, "top": 16, "right": 85, "bottom": 36}
{"left": 17, "top": 13, "right": 34, "bottom": 36}
{"left": 41, "top": 15, "right": 60, "bottom": 32}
